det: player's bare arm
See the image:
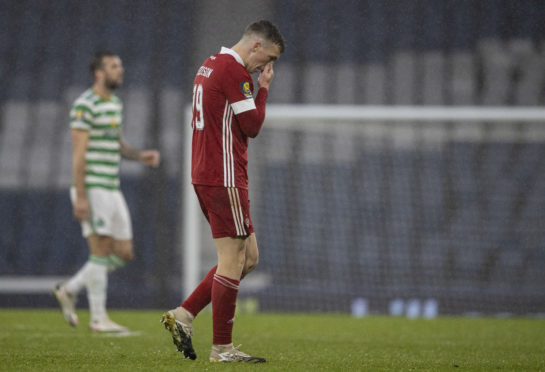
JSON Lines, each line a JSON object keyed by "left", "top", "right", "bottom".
{"left": 71, "top": 129, "right": 90, "bottom": 221}
{"left": 120, "top": 138, "right": 160, "bottom": 167}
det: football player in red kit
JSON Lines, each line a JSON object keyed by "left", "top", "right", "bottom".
{"left": 162, "top": 20, "right": 285, "bottom": 363}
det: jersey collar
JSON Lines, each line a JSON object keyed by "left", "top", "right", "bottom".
{"left": 220, "top": 47, "right": 245, "bottom": 67}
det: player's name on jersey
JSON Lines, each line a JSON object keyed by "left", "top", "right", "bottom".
{"left": 197, "top": 66, "right": 213, "bottom": 78}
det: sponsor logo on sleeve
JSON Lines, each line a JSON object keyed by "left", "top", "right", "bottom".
{"left": 240, "top": 81, "right": 252, "bottom": 98}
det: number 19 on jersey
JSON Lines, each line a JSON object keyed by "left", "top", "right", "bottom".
{"left": 192, "top": 83, "right": 204, "bottom": 130}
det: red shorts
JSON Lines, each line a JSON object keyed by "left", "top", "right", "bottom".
{"left": 193, "top": 184, "right": 254, "bottom": 238}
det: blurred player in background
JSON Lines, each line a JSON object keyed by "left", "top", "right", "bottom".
{"left": 161, "top": 20, "right": 285, "bottom": 363}
{"left": 54, "top": 51, "right": 160, "bottom": 332}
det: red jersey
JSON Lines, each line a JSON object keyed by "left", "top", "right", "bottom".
{"left": 191, "top": 47, "right": 269, "bottom": 189}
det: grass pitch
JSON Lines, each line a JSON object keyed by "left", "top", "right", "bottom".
{"left": 0, "top": 309, "right": 544, "bottom": 371}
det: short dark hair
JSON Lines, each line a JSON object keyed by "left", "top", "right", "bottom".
{"left": 89, "top": 50, "right": 117, "bottom": 74}
{"left": 244, "top": 20, "right": 285, "bottom": 54}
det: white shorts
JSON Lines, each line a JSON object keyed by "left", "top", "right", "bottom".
{"left": 70, "top": 187, "right": 133, "bottom": 240}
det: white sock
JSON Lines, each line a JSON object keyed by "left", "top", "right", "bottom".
{"left": 65, "top": 261, "right": 93, "bottom": 295}
{"left": 107, "top": 254, "right": 126, "bottom": 273}
{"left": 86, "top": 261, "right": 108, "bottom": 322}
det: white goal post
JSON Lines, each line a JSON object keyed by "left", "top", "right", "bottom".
{"left": 180, "top": 105, "right": 545, "bottom": 314}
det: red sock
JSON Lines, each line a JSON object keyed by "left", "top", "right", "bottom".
{"left": 212, "top": 274, "right": 240, "bottom": 345}
{"left": 181, "top": 265, "right": 217, "bottom": 317}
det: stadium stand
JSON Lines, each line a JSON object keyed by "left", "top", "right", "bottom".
{"left": 1, "top": 0, "right": 544, "bottom": 314}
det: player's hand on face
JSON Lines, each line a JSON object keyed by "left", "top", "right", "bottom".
{"left": 73, "top": 198, "right": 90, "bottom": 221}
{"left": 258, "top": 62, "right": 274, "bottom": 89}
{"left": 139, "top": 150, "right": 161, "bottom": 168}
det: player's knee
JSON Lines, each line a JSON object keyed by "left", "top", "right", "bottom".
{"left": 113, "top": 240, "right": 134, "bottom": 262}
{"left": 241, "top": 261, "right": 257, "bottom": 280}
{"left": 244, "top": 251, "right": 259, "bottom": 274}
{"left": 237, "top": 252, "right": 247, "bottom": 270}
{"left": 110, "top": 248, "right": 133, "bottom": 263}
{"left": 249, "top": 253, "right": 259, "bottom": 269}
{"left": 118, "top": 250, "right": 134, "bottom": 262}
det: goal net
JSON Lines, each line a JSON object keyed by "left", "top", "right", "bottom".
{"left": 182, "top": 105, "right": 545, "bottom": 317}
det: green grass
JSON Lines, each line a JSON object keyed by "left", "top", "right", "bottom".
{"left": 1, "top": 309, "right": 544, "bottom": 371}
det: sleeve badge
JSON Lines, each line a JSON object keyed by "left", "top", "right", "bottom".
{"left": 240, "top": 81, "right": 252, "bottom": 98}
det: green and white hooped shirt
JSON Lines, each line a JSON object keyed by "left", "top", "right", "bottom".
{"left": 70, "top": 88, "right": 122, "bottom": 191}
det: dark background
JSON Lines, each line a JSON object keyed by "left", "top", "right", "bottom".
{"left": 1, "top": 0, "right": 544, "bottom": 315}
